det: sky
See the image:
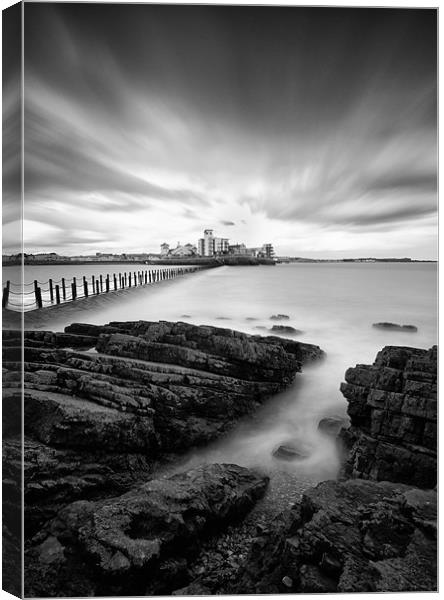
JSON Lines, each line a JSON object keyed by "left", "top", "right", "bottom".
{"left": 3, "top": 4, "right": 438, "bottom": 258}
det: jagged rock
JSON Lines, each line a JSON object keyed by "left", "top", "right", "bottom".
{"left": 372, "top": 322, "right": 418, "bottom": 332}
{"left": 339, "top": 345, "right": 437, "bottom": 488}
{"left": 232, "top": 479, "right": 437, "bottom": 594}
{"left": 227, "top": 345, "right": 438, "bottom": 594}
{"left": 3, "top": 321, "right": 322, "bottom": 537}
{"left": 270, "top": 325, "right": 303, "bottom": 335}
{"left": 25, "top": 464, "right": 268, "bottom": 597}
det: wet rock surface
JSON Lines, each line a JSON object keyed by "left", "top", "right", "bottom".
{"left": 231, "top": 479, "right": 436, "bottom": 594}
{"left": 25, "top": 464, "right": 268, "bottom": 597}
{"left": 223, "top": 345, "right": 437, "bottom": 594}
{"left": 340, "top": 345, "right": 437, "bottom": 487}
{"left": 5, "top": 327, "right": 437, "bottom": 595}
{"left": 2, "top": 320, "right": 323, "bottom": 596}
{"left": 272, "top": 442, "right": 310, "bottom": 462}
{"left": 3, "top": 321, "right": 322, "bottom": 531}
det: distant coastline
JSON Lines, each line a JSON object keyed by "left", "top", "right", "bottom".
{"left": 2, "top": 256, "right": 437, "bottom": 267}
{"left": 3, "top": 256, "right": 276, "bottom": 267}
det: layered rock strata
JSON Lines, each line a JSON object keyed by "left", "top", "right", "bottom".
{"left": 340, "top": 345, "right": 437, "bottom": 487}
{"left": 226, "top": 345, "right": 437, "bottom": 594}
{"left": 3, "top": 321, "right": 321, "bottom": 532}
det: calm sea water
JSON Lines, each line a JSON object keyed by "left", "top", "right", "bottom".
{"left": 5, "top": 262, "right": 437, "bottom": 483}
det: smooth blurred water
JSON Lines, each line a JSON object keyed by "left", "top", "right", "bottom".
{"left": 11, "top": 262, "right": 437, "bottom": 483}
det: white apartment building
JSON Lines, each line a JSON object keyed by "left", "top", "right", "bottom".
{"left": 198, "top": 229, "right": 229, "bottom": 256}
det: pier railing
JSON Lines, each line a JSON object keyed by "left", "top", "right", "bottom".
{"left": 3, "top": 266, "right": 206, "bottom": 312}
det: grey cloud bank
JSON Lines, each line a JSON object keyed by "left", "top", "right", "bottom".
{"left": 5, "top": 5, "right": 436, "bottom": 258}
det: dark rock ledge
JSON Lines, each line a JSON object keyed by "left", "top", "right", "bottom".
{"left": 2, "top": 320, "right": 323, "bottom": 596}
{"left": 3, "top": 320, "right": 322, "bottom": 533}
{"left": 340, "top": 345, "right": 437, "bottom": 488}
{"left": 25, "top": 464, "right": 268, "bottom": 597}
{"left": 3, "top": 322, "right": 437, "bottom": 595}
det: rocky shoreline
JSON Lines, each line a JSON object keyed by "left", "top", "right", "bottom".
{"left": 228, "top": 344, "right": 437, "bottom": 594}
{"left": 2, "top": 320, "right": 437, "bottom": 595}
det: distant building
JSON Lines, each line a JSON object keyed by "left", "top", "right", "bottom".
{"left": 228, "top": 243, "right": 248, "bottom": 255}
{"left": 214, "top": 237, "right": 229, "bottom": 255}
{"left": 199, "top": 229, "right": 215, "bottom": 256}
{"left": 261, "top": 244, "right": 275, "bottom": 258}
{"left": 169, "top": 243, "right": 198, "bottom": 257}
{"left": 198, "top": 229, "right": 229, "bottom": 256}
{"left": 160, "top": 241, "right": 198, "bottom": 258}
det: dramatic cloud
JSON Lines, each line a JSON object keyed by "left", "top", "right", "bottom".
{"left": 15, "top": 5, "right": 437, "bottom": 258}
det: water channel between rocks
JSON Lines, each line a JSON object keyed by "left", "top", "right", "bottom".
{"left": 6, "top": 261, "right": 437, "bottom": 504}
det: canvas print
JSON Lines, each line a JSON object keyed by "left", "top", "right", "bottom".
{"left": 2, "top": 2, "right": 437, "bottom": 597}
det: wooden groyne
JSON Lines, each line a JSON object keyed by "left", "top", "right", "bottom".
{"left": 3, "top": 265, "right": 211, "bottom": 312}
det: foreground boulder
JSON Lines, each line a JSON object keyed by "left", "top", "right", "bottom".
{"left": 25, "top": 464, "right": 268, "bottom": 597}
{"left": 232, "top": 479, "right": 436, "bottom": 593}
{"left": 340, "top": 345, "right": 437, "bottom": 488}
{"left": 3, "top": 321, "right": 321, "bottom": 531}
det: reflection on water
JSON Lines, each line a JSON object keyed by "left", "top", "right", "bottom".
{"left": 12, "top": 262, "right": 437, "bottom": 482}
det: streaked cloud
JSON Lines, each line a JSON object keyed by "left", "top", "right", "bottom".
{"left": 11, "top": 4, "right": 437, "bottom": 259}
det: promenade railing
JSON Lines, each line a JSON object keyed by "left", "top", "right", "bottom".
{"left": 3, "top": 266, "right": 205, "bottom": 312}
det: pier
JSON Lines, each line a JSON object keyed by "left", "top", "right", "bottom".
{"left": 3, "top": 265, "right": 210, "bottom": 312}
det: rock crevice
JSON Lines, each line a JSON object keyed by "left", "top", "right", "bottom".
{"left": 227, "top": 345, "right": 437, "bottom": 594}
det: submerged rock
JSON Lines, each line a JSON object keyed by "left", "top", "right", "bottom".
{"left": 272, "top": 443, "right": 310, "bottom": 461}
{"left": 372, "top": 322, "right": 418, "bottom": 332}
{"left": 25, "top": 463, "right": 268, "bottom": 597}
{"left": 317, "top": 416, "right": 346, "bottom": 436}
{"left": 270, "top": 325, "right": 303, "bottom": 335}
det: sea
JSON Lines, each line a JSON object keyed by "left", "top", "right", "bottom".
{"left": 4, "top": 261, "right": 437, "bottom": 485}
